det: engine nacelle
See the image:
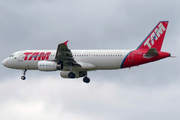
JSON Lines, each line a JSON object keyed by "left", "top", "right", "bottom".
{"left": 60, "top": 71, "right": 86, "bottom": 78}
{"left": 38, "top": 61, "right": 62, "bottom": 71}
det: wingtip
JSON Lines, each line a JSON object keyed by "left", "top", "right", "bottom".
{"left": 63, "top": 40, "right": 69, "bottom": 46}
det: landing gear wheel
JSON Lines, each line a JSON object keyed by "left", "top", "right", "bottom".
{"left": 68, "top": 72, "right": 75, "bottom": 78}
{"left": 83, "top": 77, "right": 90, "bottom": 83}
{"left": 21, "top": 76, "right": 26, "bottom": 80}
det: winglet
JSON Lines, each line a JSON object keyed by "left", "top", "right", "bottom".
{"left": 63, "top": 40, "right": 69, "bottom": 46}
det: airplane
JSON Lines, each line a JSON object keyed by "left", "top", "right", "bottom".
{"left": 2, "top": 21, "right": 171, "bottom": 83}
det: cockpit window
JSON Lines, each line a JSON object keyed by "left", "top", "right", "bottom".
{"left": 9, "top": 55, "right": 14, "bottom": 57}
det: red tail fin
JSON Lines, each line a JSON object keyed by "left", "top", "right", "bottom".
{"left": 137, "top": 21, "right": 169, "bottom": 51}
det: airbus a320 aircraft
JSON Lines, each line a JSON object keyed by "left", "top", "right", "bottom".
{"left": 3, "top": 21, "right": 171, "bottom": 83}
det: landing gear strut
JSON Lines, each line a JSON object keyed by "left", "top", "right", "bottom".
{"left": 21, "top": 69, "right": 27, "bottom": 80}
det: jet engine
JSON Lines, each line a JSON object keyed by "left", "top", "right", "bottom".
{"left": 38, "top": 61, "right": 62, "bottom": 71}
{"left": 60, "top": 71, "right": 86, "bottom": 78}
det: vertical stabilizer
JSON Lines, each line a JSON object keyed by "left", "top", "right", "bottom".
{"left": 137, "top": 21, "right": 169, "bottom": 51}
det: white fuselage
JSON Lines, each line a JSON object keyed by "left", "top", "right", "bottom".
{"left": 2, "top": 21, "right": 170, "bottom": 82}
{"left": 3, "top": 49, "right": 132, "bottom": 71}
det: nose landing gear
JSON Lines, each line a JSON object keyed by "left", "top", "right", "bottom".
{"left": 21, "top": 69, "right": 27, "bottom": 80}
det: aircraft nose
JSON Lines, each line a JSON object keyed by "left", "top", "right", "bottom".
{"left": 2, "top": 58, "right": 9, "bottom": 67}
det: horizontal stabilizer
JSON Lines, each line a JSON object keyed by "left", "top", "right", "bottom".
{"left": 143, "top": 48, "right": 159, "bottom": 58}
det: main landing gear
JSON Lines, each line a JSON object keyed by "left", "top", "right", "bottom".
{"left": 68, "top": 71, "right": 90, "bottom": 83}
{"left": 21, "top": 69, "right": 27, "bottom": 80}
{"left": 83, "top": 71, "right": 90, "bottom": 83}
{"left": 68, "top": 72, "right": 76, "bottom": 78}
{"left": 83, "top": 77, "right": 90, "bottom": 83}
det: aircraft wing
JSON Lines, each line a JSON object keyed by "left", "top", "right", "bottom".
{"left": 55, "top": 41, "right": 81, "bottom": 69}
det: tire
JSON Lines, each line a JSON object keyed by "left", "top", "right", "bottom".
{"left": 68, "top": 72, "right": 75, "bottom": 78}
{"left": 83, "top": 77, "right": 90, "bottom": 83}
{"left": 21, "top": 76, "right": 26, "bottom": 80}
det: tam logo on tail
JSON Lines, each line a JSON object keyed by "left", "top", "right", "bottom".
{"left": 137, "top": 21, "right": 168, "bottom": 51}
{"left": 144, "top": 23, "right": 166, "bottom": 48}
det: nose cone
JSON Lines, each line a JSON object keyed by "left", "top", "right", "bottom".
{"left": 2, "top": 58, "right": 12, "bottom": 68}
{"left": 2, "top": 59, "right": 8, "bottom": 67}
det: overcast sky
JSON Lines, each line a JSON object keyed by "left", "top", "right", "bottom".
{"left": 0, "top": 0, "right": 180, "bottom": 120}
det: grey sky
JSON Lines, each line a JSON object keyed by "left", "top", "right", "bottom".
{"left": 0, "top": 0, "right": 180, "bottom": 120}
